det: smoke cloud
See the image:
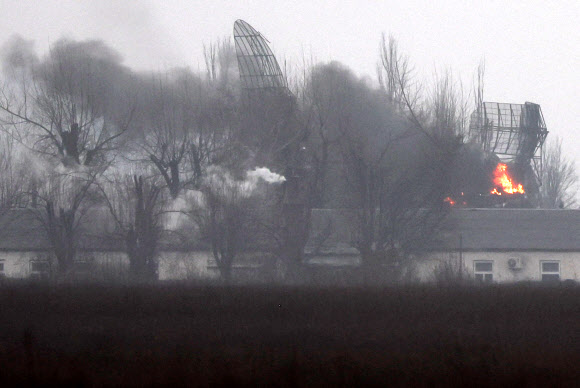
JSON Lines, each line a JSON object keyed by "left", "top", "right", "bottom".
{"left": 0, "top": 35, "right": 38, "bottom": 74}
{"left": 165, "top": 167, "right": 284, "bottom": 231}
{"left": 246, "top": 167, "right": 286, "bottom": 184}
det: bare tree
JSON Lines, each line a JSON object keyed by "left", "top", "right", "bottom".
{"left": 377, "top": 34, "right": 421, "bottom": 116}
{"left": 305, "top": 63, "right": 419, "bottom": 269}
{"left": 302, "top": 50, "right": 467, "bottom": 277}
{"left": 377, "top": 36, "right": 469, "bottom": 261}
{"left": 101, "top": 173, "right": 165, "bottom": 280}
{"left": 469, "top": 60, "right": 485, "bottom": 142}
{"left": 33, "top": 168, "right": 101, "bottom": 277}
{"left": 378, "top": 34, "right": 468, "bottom": 148}
{"left": 0, "top": 133, "right": 29, "bottom": 212}
{"left": 301, "top": 62, "right": 345, "bottom": 208}
{"left": 134, "top": 62, "right": 239, "bottom": 200}
{"left": 541, "top": 138, "right": 578, "bottom": 209}
{"left": 136, "top": 72, "right": 203, "bottom": 199}
{"left": 428, "top": 68, "right": 470, "bottom": 139}
{"left": 0, "top": 38, "right": 134, "bottom": 167}
{"left": 0, "top": 38, "right": 137, "bottom": 278}
{"left": 203, "top": 37, "right": 238, "bottom": 91}
{"left": 188, "top": 167, "right": 269, "bottom": 282}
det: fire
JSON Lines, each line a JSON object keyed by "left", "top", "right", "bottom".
{"left": 444, "top": 196, "right": 455, "bottom": 206}
{"left": 490, "top": 163, "right": 525, "bottom": 195}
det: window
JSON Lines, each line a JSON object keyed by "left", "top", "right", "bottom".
{"left": 30, "top": 261, "right": 50, "bottom": 280}
{"left": 541, "top": 261, "right": 560, "bottom": 282}
{"left": 474, "top": 261, "right": 493, "bottom": 282}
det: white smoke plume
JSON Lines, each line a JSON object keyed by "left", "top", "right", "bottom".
{"left": 164, "top": 166, "right": 285, "bottom": 231}
{"left": 240, "top": 167, "right": 286, "bottom": 195}
{"left": 246, "top": 167, "right": 286, "bottom": 184}
{"left": 166, "top": 190, "right": 203, "bottom": 231}
{"left": 202, "top": 166, "right": 285, "bottom": 197}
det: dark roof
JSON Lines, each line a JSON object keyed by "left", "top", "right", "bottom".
{"left": 307, "top": 208, "right": 580, "bottom": 253}
{"left": 0, "top": 208, "right": 124, "bottom": 251}
{"left": 0, "top": 209, "right": 51, "bottom": 250}
{"left": 436, "top": 208, "right": 580, "bottom": 251}
{"left": 0, "top": 208, "right": 202, "bottom": 252}
{"left": 3, "top": 208, "right": 579, "bottom": 253}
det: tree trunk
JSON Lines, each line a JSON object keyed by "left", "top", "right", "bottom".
{"left": 46, "top": 202, "right": 77, "bottom": 277}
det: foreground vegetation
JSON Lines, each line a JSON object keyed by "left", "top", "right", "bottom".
{"left": 0, "top": 283, "right": 579, "bottom": 387}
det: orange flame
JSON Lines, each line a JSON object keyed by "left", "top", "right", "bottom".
{"left": 490, "top": 163, "right": 524, "bottom": 195}
{"left": 444, "top": 196, "right": 455, "bottom": 206}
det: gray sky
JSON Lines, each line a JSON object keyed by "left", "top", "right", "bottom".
{"left": 2, "top": 0, "right": 578, "bottom": 166}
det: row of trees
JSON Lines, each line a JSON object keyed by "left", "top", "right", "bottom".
{"left": 0, "top": 36, "right": 289, "bottom": 281}
{"left": 0, "top": 34, "right": 576, "bottom": 282}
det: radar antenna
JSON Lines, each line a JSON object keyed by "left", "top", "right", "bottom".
{"left": 233, "top": 19, "right": 288, "bottom": 92}
{"left": 469, "top": 101, "right": 548, "bottom": 188}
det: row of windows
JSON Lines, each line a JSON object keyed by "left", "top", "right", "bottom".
{"left": 474, "top": 260, "right": 561, "bottom": 282}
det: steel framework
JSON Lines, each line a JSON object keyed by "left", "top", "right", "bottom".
{"left": 233, "top": 19, "right": 288, "bottom": 92}
{"left": 469, "top": 101, "right": 548, "bottom": 184}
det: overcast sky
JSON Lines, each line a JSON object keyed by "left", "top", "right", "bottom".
{"left": 2, "top": 0, "right": 578, "bottom": 167}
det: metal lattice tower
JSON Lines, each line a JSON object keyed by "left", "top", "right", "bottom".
{"left": 233, "top": 19, "right": 288, "bottom": 92}
{"left": 469, "top": 101, "right": 548, "bottom": 185}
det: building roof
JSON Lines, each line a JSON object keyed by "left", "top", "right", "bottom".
{"left": 0, "top": 209, "right": 50, "bottom": 251}
{"left": 0, "top": 208, "right": 124, "bottom": 251}
{"left": 307, "top": 208, "right": 580, "bottom": 254}
{"left": 0, "top": 208, "right": 204, "bottom": 252}
{"left": 2, "top": 208, "right": 579, "bottom": 253}
{"left": 436, "top": 208, "right": 580, "bottom": 251}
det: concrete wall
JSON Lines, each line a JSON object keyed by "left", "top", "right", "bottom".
{"left": 158, "top": 251, "right": 215, "bottom": 280}
{"left": 417, "top": 251, "right": 580, "bottom": 283}
{"left": 0, "top": 251, "right": 130, "bottom": 280}
{"left": 0, "top": 250, "right": 214, "bottom": 280}
{"left": 0, "top": 252, "right": 49, "bottom": 278}
{"left": 2, "top": 249, "right": 579, "bottom": 283}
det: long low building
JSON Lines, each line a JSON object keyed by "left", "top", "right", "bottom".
{"left": 306, "top": 208, "right": 580, "bottom": 283}
{"left": 421, "top": 208, "right": 580, "bottom": 282}
{"left": 0, "top": 209, "right": 213, "bottom": 281}
{"left": 0, "top": 208, "right": 579, "bottom": 283}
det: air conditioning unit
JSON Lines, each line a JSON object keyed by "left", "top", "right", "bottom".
{"left": 508, "top": 257, "right": 524, "bottom": 270}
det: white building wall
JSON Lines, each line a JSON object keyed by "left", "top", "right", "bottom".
{"left": 0, "top": 250, "right": 215, "bottom": 280}
{"left": 2, "top": 250, "right": 579, "bottom": 283}
{"left": 417, "top": 251, "right": 580, "bottom": 283}
{"left": 0, "top": 252, "right": 42, "bottom": 278}
{"left": 158, "top": 251, "right": 216, "bottom": 280}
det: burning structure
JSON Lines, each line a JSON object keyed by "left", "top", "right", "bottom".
{"left": 469, "top": 102, "right": 548, "bottom": 207}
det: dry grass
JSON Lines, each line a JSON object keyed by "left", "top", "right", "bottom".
{"left": 0, "top": 282, "right": 579, "bottom": 386}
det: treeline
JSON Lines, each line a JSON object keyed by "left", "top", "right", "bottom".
{"left": 0, "top": 34, "right": 574, "bottom": 282}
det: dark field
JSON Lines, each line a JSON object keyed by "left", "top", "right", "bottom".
{"left": 1, "top": 283, "right": 579, "bottom": 387}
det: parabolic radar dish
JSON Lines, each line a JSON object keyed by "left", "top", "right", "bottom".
{"left": 233, "top": 19, "right": 288, "bottom": 91}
